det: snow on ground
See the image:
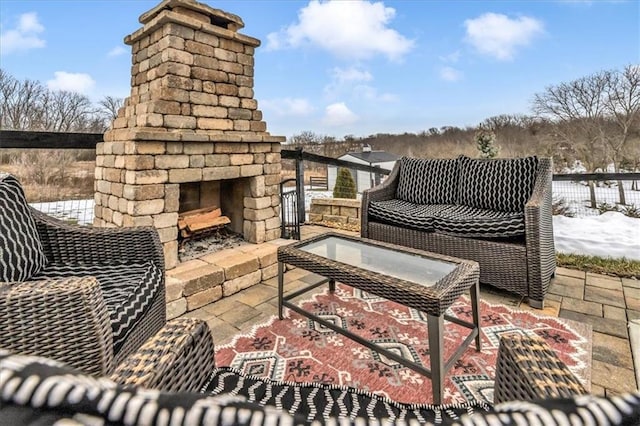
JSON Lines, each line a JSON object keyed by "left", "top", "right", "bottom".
{"left": 554, "top": 212, "right": 640, "bottom": 261}
{"left": 31, "top": 189, "right": 639, "bottom": 261}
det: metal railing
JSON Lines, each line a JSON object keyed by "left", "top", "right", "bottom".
{"left": 1, "top": 130, "right": 638, "bottom": 224}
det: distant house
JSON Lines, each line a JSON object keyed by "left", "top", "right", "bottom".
{"left": 327, "top": 145, "right": 399, "bottom": 194}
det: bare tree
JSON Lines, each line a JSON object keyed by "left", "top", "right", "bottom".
{"left": 98, "top": 95, "right": 124, "bottom": 123}
{"left": 602, "top": 65, "right": 640, "bottom": 173}
{"left": 532, "top": 70, "right": 610, "bottom": 171}
{"left": 532, "top": 66, "right": 640, "bottom": 175}
{"left": 0, "top": 70, "right": 47, "bottom": 130}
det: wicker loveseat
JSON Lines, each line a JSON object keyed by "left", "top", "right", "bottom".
{"left": 362, "top": 156, "right": 555, "bottom": 308}
{"left": 0, "top": 172, "right": 166, "bottom": 375}
{"left": 2, "top": 319, "right": 639, "bottom": 425}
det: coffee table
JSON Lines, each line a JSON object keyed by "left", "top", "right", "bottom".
{"left": 277, "top": 233, "right": 481, "bottom": 404}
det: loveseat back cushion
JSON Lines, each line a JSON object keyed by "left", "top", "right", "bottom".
{"left": 458, "top": 156, "right": 539, "bottom": 212}
{"left": 396, "top": 157, "right": 460, "bottom": 204}
{"left": 32, "top": 260, "right": 163, "bottom": 354}
{"left": 0, "top": 173, "right": 47, "bottom": 282}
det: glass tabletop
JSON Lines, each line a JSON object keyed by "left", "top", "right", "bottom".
{"left": 298, "top": 236, "right": 457, "bottom": 287}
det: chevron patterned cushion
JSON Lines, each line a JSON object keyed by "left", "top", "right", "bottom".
{"left": 458, "top": 156, "right": 539, "bottom": 213}
{"left": 369, "top": 199, "right": 455, "bottom": 232}
{"left": 433, "top": 205, "right": 526, "bottom": 238}
{"left": 32, "top": 261, "right": 163, "bottom": 353}
{"left": 204, "top": 366, "right": 491, "bottom": 423}
{"left": 0, "top": 174, "right": 47, "bottom": 282}
{"left": 396, "top": 157, "right": 460, "bottom": 204}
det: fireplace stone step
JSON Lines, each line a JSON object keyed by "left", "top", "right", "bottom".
{"left": 165, "top": 238, "right": 295, "bottom": 319}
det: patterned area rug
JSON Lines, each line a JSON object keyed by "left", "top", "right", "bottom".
{"left": 216, "top": 284, "right": 592, "bottom": 405}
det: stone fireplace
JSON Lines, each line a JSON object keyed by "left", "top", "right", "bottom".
{"left": 94, "top": 0, "right": 285, "bottom": 269}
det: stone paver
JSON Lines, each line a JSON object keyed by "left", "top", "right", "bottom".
{"left": 176, "top": 225, "right": 639, "bottom": 401}
{"left": 549, "top": 275, "right": 584, "bottom": 299}
{"left": 591, "top": 332, "right": 634, "bottom": 370}
{"left": 233, "top": 283, "right": 276, "bottom": 307}
{"left": 622, "top": 278, "right": 640, "bottom": 289}
{"left": 586, "top": 273, "right": 623, "bottom": 291}
{"left": 561, "top": 297, "right": 602, "bottom": 317}
{"left": 591, "top": 360, "right": 638, "bottom": 393}
{"left": 218, "top": 302, "right": 262, "bottom": 325}
{"left": 557, "top": 267, "right": 585, "bottom": 279}
{"left": 584, "top": 286, "right": 626, "bottom": 308}
{"left": 603, "top": 305, "right": 627, "bottom": 321}
{"left": 559, "top": 309, "right": 628, "bottom": 339}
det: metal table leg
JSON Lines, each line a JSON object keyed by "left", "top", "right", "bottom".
{"left": 470, "top": 280, "right": 482, "bottom": 351}
{"left": 278, "top": 261, "right": 285, "bottom": 320}
{"left": 427, "top": 313, "right": 445, "bottom": 405}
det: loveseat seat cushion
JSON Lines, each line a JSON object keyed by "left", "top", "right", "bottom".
{"left": 458, "top": 156, "right": 539, "bottom": 213}
{"left": 369, "top": 199, "right": 454, "bottom": 232}
{"left": 396, "top": 157, "right": 460, "bottom": 204}
{"left": 0, "top": 174, "right": 47, "bottom": 283}
{"left": 433, "top": 205, "right": 526, "bottom": 238}
{"left": 32, "top": 260, "right": 163, "bottom": 353}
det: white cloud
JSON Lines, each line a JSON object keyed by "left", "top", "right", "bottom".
{"left": 0, "top": 12, "right": 45, "bottom": 55}
{"left": 464, "top": 13, "right": 544, "bottom": 60}
{"left": 440, "top": 66, "right": 463, "bottom": 82}
{"left": 47, "top": 71, "right": 96, "bottom": 94}
{"left": 108, "top": 46, "right": 127, "bottom": 57}
{"left": 439, "top": 51, "right": 461, "bottom": 63}
{"left": 266, "top": 0, "right": 414, "bottom": 61}
{"left": 261, "top": 97, "right": 315, "bottom": 117}
{"left": 330, "top": 66, "right": 373, "bottom": 84}
{"left": 353, "top": 85, "right": 398, "bottom": 102}
{"left": 323, "top": 102, "right": 358, "bottom": 126}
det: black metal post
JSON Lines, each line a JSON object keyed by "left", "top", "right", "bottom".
{"left": 294, "top": 147, "right": 306, "bottom": 223}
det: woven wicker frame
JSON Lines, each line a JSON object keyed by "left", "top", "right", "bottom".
{"left": 0, "top": 206, "right": 166, "bottom": 375}
{"left": 111, "top": 318, "right": 215, "bottom": 393}
{"left": 361, "top": 158, "right": 556, "bottom": 308}
{"left": 494, "top": 334, "right": 588, "bottom": 403}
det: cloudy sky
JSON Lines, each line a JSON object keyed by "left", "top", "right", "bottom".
{"left": 1, "top": 0, "right": 637, "bottom": 139}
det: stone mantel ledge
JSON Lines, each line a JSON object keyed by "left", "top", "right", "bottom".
{"left": 104, "top": 128, "right": 285, "bottom": 143}
{"left": 126, "top": 8, "right": 260, "bottom": 47}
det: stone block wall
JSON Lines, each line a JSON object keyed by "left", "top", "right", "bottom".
{"left": 309, "top": 198, "right": 361, "bottom": 225}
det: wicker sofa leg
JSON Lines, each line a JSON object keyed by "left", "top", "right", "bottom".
{"left": 494, "top": 334, "right": 587, "bottom": 404}
{"left": 528, "top": 299, "right": 544, "bottom": 309}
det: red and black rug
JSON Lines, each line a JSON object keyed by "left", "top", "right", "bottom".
{"left": 216, "top": 284, "right": 592, "bottom": 405}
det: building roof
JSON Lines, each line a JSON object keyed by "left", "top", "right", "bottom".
{"left": 342, "top": 151, "right": 400, "bottom": 163}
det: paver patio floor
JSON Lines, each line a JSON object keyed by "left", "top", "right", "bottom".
{"left": 178, "top": 225, "right": 639, "bottom": 399}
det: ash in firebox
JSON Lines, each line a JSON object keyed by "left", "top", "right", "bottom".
{"left": 178, "top": 228, "right": 247, "bottom": 262}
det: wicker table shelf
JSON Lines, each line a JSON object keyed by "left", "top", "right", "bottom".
{"left": 277, "top": 233, "right": 482, "bottom": 404}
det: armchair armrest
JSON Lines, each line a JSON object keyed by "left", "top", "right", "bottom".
{"left": 524, "top": 157, "right": 555, "bottom": 306}
{"left": 110, "top": 318, "right": 216, "bottom": 393}
{"left": 361, "top": 161, "right": 401, "bottom": 237}
{"left": 494, "top": 335, "right": 587, "bottom": 404}
{"left": 31, "top": 208, "right": 164, "bottom": 271}
{"left": 0, "top": 277, "right": 115, "bottom": 376}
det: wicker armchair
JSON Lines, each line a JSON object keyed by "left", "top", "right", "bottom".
{"left": 0, "top": 173, "right": 166, "bottom": 376}
{"left": 362, "top": 156, "right": 555, "bottom": 308}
